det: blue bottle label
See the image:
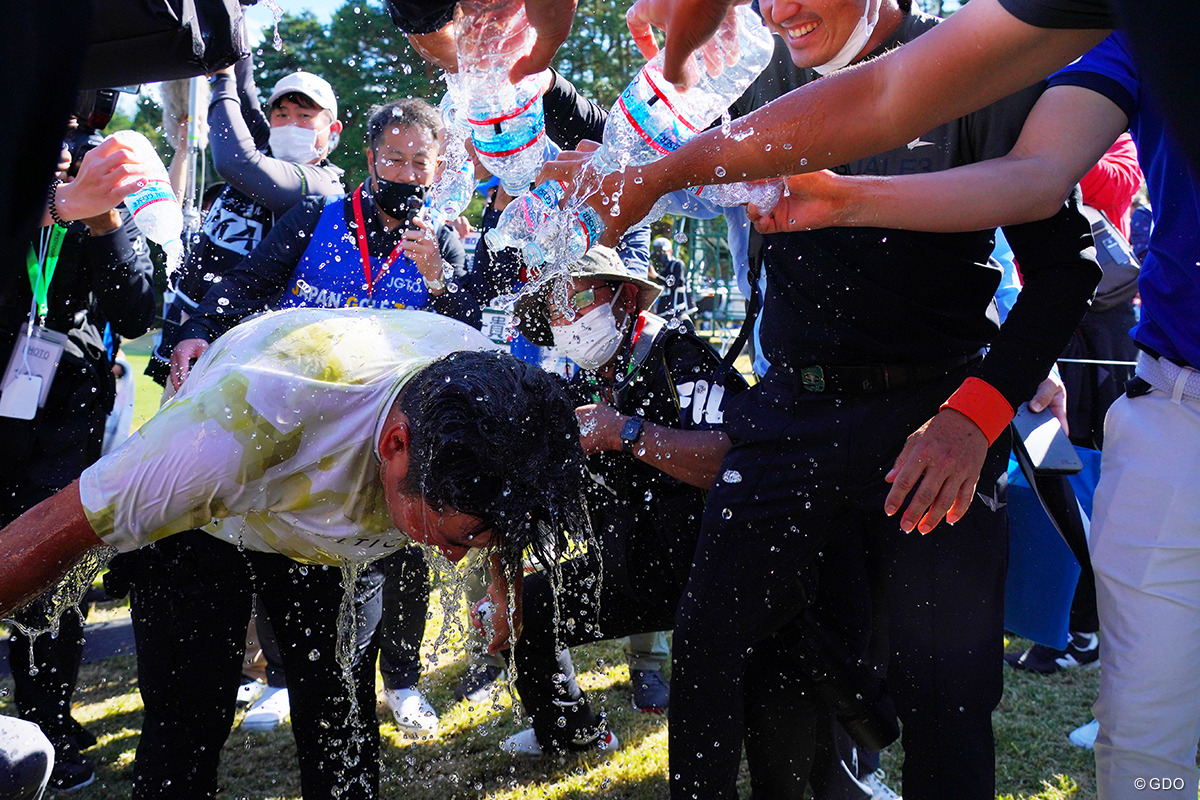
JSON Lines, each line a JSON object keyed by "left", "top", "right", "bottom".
{"left": 574, "top": 205, "right": 604, "bottom": 252}
{"left": 125, "top": 179, "right": 176, "bottom": 213}
{"left": 469, "top": 94, "right": 546, "bottom": 157}
{"left": 616, "top": 68, "right": 701, "bottom": 156}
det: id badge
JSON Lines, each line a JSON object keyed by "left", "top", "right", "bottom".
{"left": 1, "top": 326, "right": 67, "bottom": 416}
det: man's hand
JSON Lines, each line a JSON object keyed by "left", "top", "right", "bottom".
{"left": 575, "top": 402, "right": 625, "bottom": 454}
{"left": 748, "top": 171, "right": 853, "bottom": 233}
{"left": 1027, "top": 370, "right": 1068, "bottom": 434}
{"left": 483, "top": 553, "right": 524, "bottom": 654}
{"left": 402, "top": 216, "right": 446, "bottom": 293}
{"left": 536, "top": 142, "right": 665, "bottom": 249}
{"left": 511, "top": 0, "right": 578, "bottom": 83}
{"left": 884, "top": 408, "right": 989, "bottom": 534}
{"left": 54, "top": 138, "right": 148, "bottom": 223}
{"left": 170, "top": 338, "right": 210, "bottom": 391}
{"left": 625, "top": 0, "right": 743, "bottom": 89}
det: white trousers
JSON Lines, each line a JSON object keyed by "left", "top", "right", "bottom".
{"left": 1092, "top": 358, "right": 1200, "bottom": 799}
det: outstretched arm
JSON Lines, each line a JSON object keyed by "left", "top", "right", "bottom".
{"left": 0, "top": 483, "right": 104, "bottom": 618}
{"left": 750, "top": 85, "right": 1130, "bottom": 234}
{"left": 541, "top": 0, "right": 1107, "bottom": 246}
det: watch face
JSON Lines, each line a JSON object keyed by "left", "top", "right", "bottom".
{"left": 621, "top": 416, "right": 643, "bottom": 448}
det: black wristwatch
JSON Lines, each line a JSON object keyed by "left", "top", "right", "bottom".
{"left": 619, "top": 416, "right": 645, "bottom": 455}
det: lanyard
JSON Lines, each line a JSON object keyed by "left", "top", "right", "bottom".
{"left": 25, "top": 224, "right": 66, "bottom": 321}
{"left": 585, "top": 313, "right": 649, "bottom": 404}
{"left": 351, "top": 186, "right": 407, "bottom": 298}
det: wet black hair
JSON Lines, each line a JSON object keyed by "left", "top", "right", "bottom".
{"left": 397, "top": 350, "right": 588, "bottom": 571}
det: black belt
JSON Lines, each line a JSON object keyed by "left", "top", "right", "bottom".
{"left": 765, "top": 349, "right": 986, "bottom": 396}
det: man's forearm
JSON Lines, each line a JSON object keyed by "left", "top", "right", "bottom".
{"left": 0, "top": 482, "right": 106, "bottom": 618}
{"left": 646, "top": 1, "right": 1106, "bottom": 194}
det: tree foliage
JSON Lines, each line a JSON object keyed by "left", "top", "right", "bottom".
{"left": 254, "top": 1, "right": 439, "bottom": 189}
{"left": 551, "top": 0, "right": 642, "bottom": 108}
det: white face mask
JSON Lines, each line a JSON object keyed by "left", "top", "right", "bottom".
{"left": 812, "top": 0, "right": 882, "bottom": 75}
{"left": 551, "top": 294, "right": 626, "bottom": 371}
{"left": 268, "top": 123, "right": 327, "bottom": 164}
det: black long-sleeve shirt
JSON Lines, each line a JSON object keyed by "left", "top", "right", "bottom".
{"left": 731, "top": 13, "right": 1102, "bottom": 409}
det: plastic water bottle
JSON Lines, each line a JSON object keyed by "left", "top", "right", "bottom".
{"left": 689, "top": 179, "right": 783, "bottom": 212}
{"left": 110, "top": 130, "right": 184, "bottom": 276}
{"left": 431, "top": 157, "right": 476, "bottom": 219}
{"left": 483, "top": 179, "right": 565, "bottom": 252}
{"left": 465, "top": 71, "right": 546, "bottom": 193}
{"left": 522, "top": 203, "right": 604, "bottom": 267}
{"left": 452, "top": 0, "right": 547, "bottom": 193}
{"left": 593, "top": 5, "right": 774, "bottom": 172}
{"left": 430, "top": 79, "right": 477, "bottom": 219}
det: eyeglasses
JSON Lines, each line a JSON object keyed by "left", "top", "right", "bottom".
{"left": 547, "top": 284, "right": 615, "bottom": 322}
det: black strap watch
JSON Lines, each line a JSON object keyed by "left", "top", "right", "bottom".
{"left": 619, "top": 415, "right": 645, "bottom": 455}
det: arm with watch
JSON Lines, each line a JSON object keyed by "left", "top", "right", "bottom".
{"left": 576, "top": 399, "right": 731, "bottom": 490}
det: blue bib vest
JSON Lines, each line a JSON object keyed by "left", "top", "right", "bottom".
{"left": 277, "top": 194, "right": 429, "bottom": 311}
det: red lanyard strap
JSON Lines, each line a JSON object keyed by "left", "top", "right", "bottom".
{"left": 352, "top": 185, "right": 407, "bottom": 298}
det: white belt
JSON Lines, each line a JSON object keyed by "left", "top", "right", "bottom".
{"left": 1137, "top": 351, "right": 1200, "bottom": 404}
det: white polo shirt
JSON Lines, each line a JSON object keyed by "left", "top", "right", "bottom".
{"left": 80, "top": 307, "right": 497, "bottom": 564}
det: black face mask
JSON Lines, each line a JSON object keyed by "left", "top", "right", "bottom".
{"left": 371, "top": 171, "right": 427, "bottom": 222}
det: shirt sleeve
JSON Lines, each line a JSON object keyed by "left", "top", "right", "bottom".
{"left": 975, "top": 188, "right": 1102, "bottom": 407}
{"left": 544, "top": 70, "right": 610, "bottom": 149}
{"left": 384, "top": 0, "right": 457, "bottom": 33}
{"left": 79, "top": 370, "right": 283, "bottom": 550}
{"left": 994, "top": 0, "right": 1115, "bottom": 29}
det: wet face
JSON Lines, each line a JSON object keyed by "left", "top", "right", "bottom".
{"left": 760, "top": 0, "right": 870, "bottom": 68}
{"left": 547, "top": 278, "right": 619, "bottom": 327}
{"left": 377, "top": 410, "right": 495, "bottom": 562}
{"left": 382, "top": 487, "right": 496, "bottom": 563}
{"left": 269, "top": 97, "right": 339, "bottom": 159}
{"left": 368, "top": 123, "right": 439, "bottom": 189}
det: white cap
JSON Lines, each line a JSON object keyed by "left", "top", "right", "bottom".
{"left": 267, "top": 72, "right": 337, "bottom": 121}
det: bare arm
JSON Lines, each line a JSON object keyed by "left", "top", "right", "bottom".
{"left": 751, "top": 86, "right": 1131, "bottom": 234}
{"left": 0, "top": 482, "right": 105, "bottom": 618}
{"left": 576, "top": 402, "right": 731, "bottom": 489}
{"left": 541, "top": 0, "right": 1108, "bottom": 246}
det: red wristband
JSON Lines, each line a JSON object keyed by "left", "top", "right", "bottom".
{"left": 940, "top": 377, "right": 1013, "bottom": 445}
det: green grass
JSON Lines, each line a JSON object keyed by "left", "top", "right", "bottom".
{"left": 0, "top": 340, "right": 1108, "bottom": 799}
{"left": 3, "top": 584, "right": 1107, "bottom": 800}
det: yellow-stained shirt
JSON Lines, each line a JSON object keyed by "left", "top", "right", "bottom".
{"left": 80, "top": 308, "right": 498, "bottom": 564}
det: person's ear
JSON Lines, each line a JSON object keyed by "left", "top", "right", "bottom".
{"left": 379, "top": 420, "right": 411, "bottom": 481}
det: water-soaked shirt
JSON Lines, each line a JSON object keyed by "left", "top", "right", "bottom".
{"left": 80, "top": 308, "right": 498, "bottom": 564}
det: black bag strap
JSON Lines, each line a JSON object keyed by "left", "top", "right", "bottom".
{"left": 719, "top": 225, "right": 764, "bottom": 375}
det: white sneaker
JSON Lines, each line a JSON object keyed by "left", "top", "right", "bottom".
{"left": 236, "top": 679, "right": 266, "bottom": 708}
{"left": 864, "top": 768, "right": 902, "bottom": 799}
{"left": 1069, "top": 718, "right": 1100, "bottom": 749}
{"left": 241, "top": 686, "right": 290, "bottom": 732}
{"left": 384, "top": 687, "right": 439, "bottom": 735}
{"left": 501, "top": 727, "right": 619, "bottom": 758}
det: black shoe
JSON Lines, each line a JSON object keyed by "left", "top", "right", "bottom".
{"left": 630, "top": 669, "right": 670, "bottom": 713}
{"left": 49, "top": 752, "right": 95, "bottom": 792}
{"left": 454, "top": 662, "right": 506, "bottom": 703}
{"left": 1006, "top": 631, "right": 1099, "bottom": 674}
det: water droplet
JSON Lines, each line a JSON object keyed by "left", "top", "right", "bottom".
{"left": 714, "top": 166, "right": 727, "bottom": 178}
{"left": 721, "top": 508, "right": 733, "bottom": 520}
{"left": 308, "top": 649, "right": 321, "bottom": 661}
{"left": 722, "top": 470, "right": 742, "bottom": 483}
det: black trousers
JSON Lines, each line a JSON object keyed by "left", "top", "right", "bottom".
{"left": 670, "top": 369, "right": 1010, "bottom": 800}
{"left": 514, "top": 499, "right": 878, "bottom": 798}
{"left": 373, "top": 546, "right": 430, "bottom": 691}
{"left": 127, "top": 531, "right": 382, "bottom": 800}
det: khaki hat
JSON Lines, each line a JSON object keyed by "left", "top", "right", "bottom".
{"left": 267, "top": 72, "right": 338, "bottom": 120}
{"left": 515, "top": 246, "right": 662, "bottom": 347}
